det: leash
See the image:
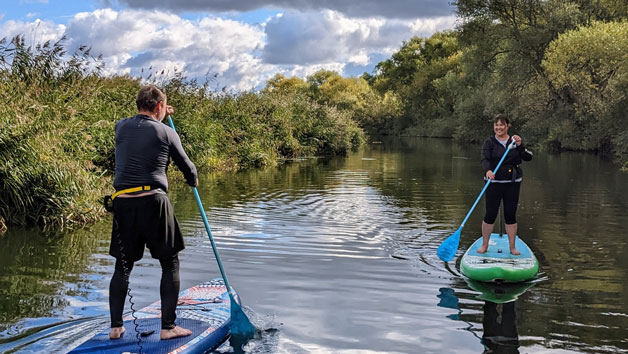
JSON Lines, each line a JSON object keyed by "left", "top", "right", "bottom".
{"left": 111, "top": 211, "right": 145, "bottom": 353}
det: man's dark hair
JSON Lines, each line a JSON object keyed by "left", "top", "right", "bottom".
{"left": 136, "top": 85, "right": 166, "bottom": 112}
{"left": 493, "top": 113, "right": 510, "bottom": 125}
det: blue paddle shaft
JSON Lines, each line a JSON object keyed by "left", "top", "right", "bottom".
{"left": 460, "top": 140, "right": 515, "bottom": 229}
{"left": 168, "top": 116, "right": 256, "bottom": 336}
{"left": 166, "top": 118, "right": 234, "bottom": 294}
{"left": 459, "top": 140, "right": 517, "bottom": 228}
{"left": 192, "top": 188, "right": 234, "bottom": 290}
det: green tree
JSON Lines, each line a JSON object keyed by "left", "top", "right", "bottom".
{"left": 370, "top": 31, "right": 462, "bottom": 136}
{"left": 263, "top": 74, "right": 308, "bottom": 94}
{"left": 543, "top": 21, "right": 628, "bottom": 156}
{"left": 306, "top": 70, "right": 401, "bottom": 135}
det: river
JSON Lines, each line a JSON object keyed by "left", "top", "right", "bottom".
{"left": 1, "top": 137, "right": 627, "bottom": 353}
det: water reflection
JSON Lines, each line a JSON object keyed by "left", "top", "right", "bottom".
{"left": 1, "top": 137, "right": 628, "bottom": 353}
{"left": 482, "top": 301, "right": 519, "bottom": 354}
{"left": 438, "top": 281, "right": 535, "bottom": 354}
{"left": 0, "top": 226, "right": 109, "bottom": 335}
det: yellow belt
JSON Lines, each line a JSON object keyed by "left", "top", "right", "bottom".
{"left": 111, "top": 186, "right": 152, "bottom": 200}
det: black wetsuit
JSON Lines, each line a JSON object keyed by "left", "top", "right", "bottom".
{"left": 481, "top": 136, "right": 533, "bottom": 224}
{"left": 109, "top": 114, "right": 197, "bottom": 330}
{"left": 113, "top": 114, "right": 197, "bottom": 191}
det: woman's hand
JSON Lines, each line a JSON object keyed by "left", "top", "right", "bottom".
{"left": 512, "top": 134, "right": 522, "bottom": 146}
{"left": 486, "top": 170, "right": 495, "bottom": 180}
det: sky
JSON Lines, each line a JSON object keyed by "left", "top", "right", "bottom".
{"left": 0, "top": 0, "right": 457, "bottom": 90}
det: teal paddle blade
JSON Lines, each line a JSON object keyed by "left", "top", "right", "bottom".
{"left": 230, "top": 298, "right": 256, "bottom": 337}
{"left": 437, "top": 228, "right": 461, "bottom": 262}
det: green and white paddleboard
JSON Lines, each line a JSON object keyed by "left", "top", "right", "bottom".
{"left": 460, "top": 233, "right": 539, "bottom": 283}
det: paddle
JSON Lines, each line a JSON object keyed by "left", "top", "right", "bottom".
{"left": 437, "top": 140, "right": 517, "bottom": 262}
{"left": 168, "top": 116, "right": 257, "bottom": 338}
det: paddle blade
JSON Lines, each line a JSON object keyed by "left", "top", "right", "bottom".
{"left": 437, "top": 228, "right": 461, "bottom": 262}
{"left": 230, "top": 297, "right": 257, "bottom": 338}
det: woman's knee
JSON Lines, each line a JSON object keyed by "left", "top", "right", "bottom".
{"left": 504, "top": 213, "right": 517, "bottom": 224}
{"left": 484, "top": 212, "right": 498, "bottom": 224}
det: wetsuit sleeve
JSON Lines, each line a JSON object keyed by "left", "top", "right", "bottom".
{"left": 168, "top": 130, "right": 198, "bottom": 187}
{"left": 481, "top": 139, "right": 493, "bottom": 172}
{"left": 517, "top": 144, "right": 533, "bottom": 161}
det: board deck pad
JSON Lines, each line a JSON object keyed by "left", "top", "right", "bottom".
{"left": 460, "top": 233, "right": 539, "bottom": 283}
{"left": 69, "top": 278, "right": 232, "bottom": 354}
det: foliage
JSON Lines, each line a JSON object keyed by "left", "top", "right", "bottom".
{"left": 263, "top": 71, "right": 399, "bottom": 136}
{"left": 370, "top": 31, "right": 462, "bottom": 137}
{"left": 543, "top": 21, "right": 628, "bottom": 154}
{"left": 0, "top": 36, "right": 364, "bottom": 229}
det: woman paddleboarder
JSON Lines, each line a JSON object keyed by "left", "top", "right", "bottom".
{"left": 479, "top": 114, "right": 533, "bottom": 255}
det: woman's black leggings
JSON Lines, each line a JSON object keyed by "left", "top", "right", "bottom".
{"left": 483, "top": 182, "right": 521, "bottom": 225}
{"left": 109, "top": 254, "right": 181, "bottom": 329}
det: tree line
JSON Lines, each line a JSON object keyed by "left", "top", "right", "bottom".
{"left": 362, "top": 0, "right": 628, "bottom": 160}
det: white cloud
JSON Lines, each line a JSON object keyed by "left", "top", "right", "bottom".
{"left": 262, "top": 10, "right": 456, "bottom": 66}
{"left": 0, "top": 18, "right": 65, "bottom": 44}
{"left": 0, "top": 7, "right": 456, "bottom": 90}
{"left": 63, "top": 9, "right": 269, "bottom": 90}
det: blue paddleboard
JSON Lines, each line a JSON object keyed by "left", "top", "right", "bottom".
{"left": 68, "top": 278, "right": 234, "bottom": 354}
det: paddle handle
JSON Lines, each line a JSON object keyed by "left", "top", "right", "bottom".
{"left": 459, "top": 140, "right": 516, "bottom": 228}
{"left": 167, "top": 116, "right": 235, "bottom": 296}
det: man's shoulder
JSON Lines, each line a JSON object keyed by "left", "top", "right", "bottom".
{"left": 115, "top": 115, "right": 137, "bottom": 126}
{"left": 115, "top": 116, "right": 132, "bottom": 131}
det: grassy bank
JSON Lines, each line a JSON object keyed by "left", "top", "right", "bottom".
{"left": 0, "top": 37, "right": 365, "bottom": 230}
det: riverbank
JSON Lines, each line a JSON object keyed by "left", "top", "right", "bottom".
{"left": 0, "top": 39, "right": 365, "bottom": 231}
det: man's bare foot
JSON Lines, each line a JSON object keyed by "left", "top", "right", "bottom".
{"left": 477, "top": 245, "right": 488, "bottom": 254}
{"left": 160, "top": 326, "right": 192, "bottom": 340}
{"left": 109, "top": 326, "right": 125, "bottom": 339}
{"left": 510, "top": 248, "right": 520, "bottom": 256}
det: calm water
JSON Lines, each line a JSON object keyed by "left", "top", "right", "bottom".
{"left": 1, "top": 137, "right": 627, "bottom": 353}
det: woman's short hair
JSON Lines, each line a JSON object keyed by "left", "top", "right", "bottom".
{"left": 493, "top": 113, "right": 510, "bottom": 125}
{"left": 136, "top": 85, "right": 166, "bottom": 112}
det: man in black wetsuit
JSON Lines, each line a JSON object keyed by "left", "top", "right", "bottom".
{"left": 108, "top": 85, "right": 198, "bottom": 340}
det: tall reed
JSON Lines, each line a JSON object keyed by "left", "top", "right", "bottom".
{"left": 0, "top": 35, "right": 364, "bottom": 230}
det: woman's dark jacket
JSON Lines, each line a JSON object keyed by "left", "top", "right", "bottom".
{"left": 481, "top": 136, "right": 533, "bottom": 182}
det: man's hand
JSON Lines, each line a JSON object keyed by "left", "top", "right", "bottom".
{"left": 486, "top": 170, "right": 495, "bottom": 180}
{"left": 166, "top": 105, "right": 175, "bottom": 115}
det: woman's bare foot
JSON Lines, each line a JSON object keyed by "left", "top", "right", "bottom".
{"left": 109, "top": 326, "right": 125, "bottom": 339}
{"left": 510, "top": 248, "right": 520, "bottom": 255}
{"left": 477, "top": 245, "right": 488, "bottom": 254}
{"left": 160, "top": 326, "right": 192, "bottom": 340}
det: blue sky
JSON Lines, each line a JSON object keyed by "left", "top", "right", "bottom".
{"left": 0, "top": 0, "right": 456, "bottom": 90}
{"left": 2, "top": 1, "right": 102, "bottom": 22}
